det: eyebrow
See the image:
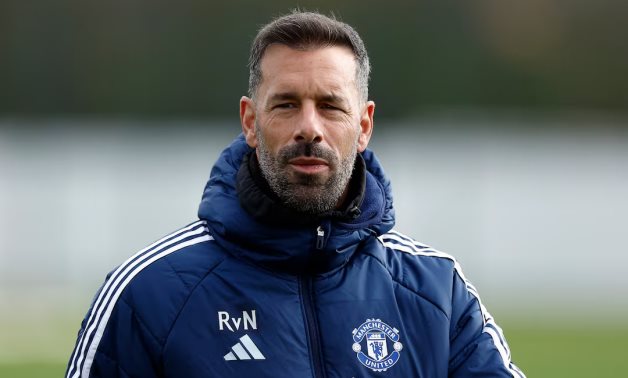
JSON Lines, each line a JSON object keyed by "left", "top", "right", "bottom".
{"left": 268, "top": 92, "right": 300, "bottom": 103}
{"left": 267, "top": 92, "right": 349, "bottom": 107}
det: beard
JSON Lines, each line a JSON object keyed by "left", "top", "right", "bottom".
{"left": 256, "top": 123, "right": 358, "bottom": 215}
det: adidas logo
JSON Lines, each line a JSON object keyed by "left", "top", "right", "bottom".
{"left": 223, "top": 334, "right": 266, "bottom": 361}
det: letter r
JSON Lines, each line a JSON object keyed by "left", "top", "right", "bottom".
{"left": 218, "top": 311, "right": 233, "bottom": 332}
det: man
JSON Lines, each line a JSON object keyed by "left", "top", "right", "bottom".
{"left": 66, "top": 11, "right": 525, "bottom": 378}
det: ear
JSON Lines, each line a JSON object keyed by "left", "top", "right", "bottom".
{"left": 357, "top": 100, "right": 375, "bottom": 152}
{"left": 240, "top": 96, "right": 258, "bottom": 148}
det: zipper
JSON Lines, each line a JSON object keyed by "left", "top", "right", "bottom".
{"left": 315, "top": 226, "right": 325, "bottom": 250}
{"left": 299, "top": 277, "right": 326, "bottom": 378}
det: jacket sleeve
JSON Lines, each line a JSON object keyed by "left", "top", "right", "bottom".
{"left": 448, "top": 269, "right": 526, "bottom": 378}
{"left": 65, "top": 279, "right": 162, "bottom": 378}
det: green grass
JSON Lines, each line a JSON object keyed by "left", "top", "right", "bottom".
{"left": 2, "top": 322, "right": 627, "bottom": 377}
{"left": 0, "top": 362, "right": 66, "bottom": 378}
{"left": 506, "top": 325, "right": 628, "bottom": 377}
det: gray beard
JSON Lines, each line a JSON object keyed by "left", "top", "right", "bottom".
{"left": 256, "top": 126, "right": 358, "bottom": 215}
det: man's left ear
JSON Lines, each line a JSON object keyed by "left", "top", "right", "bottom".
{"left": 357, "top": 101, "right": 375, "bottom": 152}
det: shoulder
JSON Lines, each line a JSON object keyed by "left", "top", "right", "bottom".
{"left": 375, "top": 230, "right": 475, "bottom": 314}
{"left": 377, "top": 229, "right": 461, "bottom": 281}
{"left": 99, "top": 220, "right": 227, "bottom": 340}
{"left": 118, "top": 220, "right": 222, "bottom": 290}
{"left": 66, "top": 221, "right": 228, "bottom": 377}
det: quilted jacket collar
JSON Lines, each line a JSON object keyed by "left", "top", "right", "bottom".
{"left": 198, "top": 134, "right": 395, "bottom": 275}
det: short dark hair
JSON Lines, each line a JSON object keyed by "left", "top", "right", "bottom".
{"left": 248, "top": 11, "right": 371, "bottom": 102}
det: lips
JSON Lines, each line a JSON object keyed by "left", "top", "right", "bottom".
{"left": 289, "top": 157, "right": 328, "bottom": 165}
{"left": 288, "top": 157, "right": 329, "bottom": 174}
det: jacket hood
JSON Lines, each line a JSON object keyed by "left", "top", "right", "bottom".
{"left": 198, "top": 134, "right": 395, "bottom": 275}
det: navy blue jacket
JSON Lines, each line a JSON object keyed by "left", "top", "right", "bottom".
{"left": 66, "top": 135, "right": 525, "bottom": 377}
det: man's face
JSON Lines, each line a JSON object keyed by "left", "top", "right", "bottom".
{"left": 240, "top": 44, "right": 374, "bottom": 214}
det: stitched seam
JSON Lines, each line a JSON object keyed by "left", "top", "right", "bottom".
{"left": 96, "top": 349, "right": 133, "bottom": 377}
{"left": 119, "top": 296, "right": 162, "bottom": 345}
{"left": 163, "top": 256, "right": 193, "bottom": 292}
{"left": 162, "top": 256, "right": 229, "bottom": 352}
{"left": 361, "top": 248, "right": 450, "bottom": 320}
{"left": 391, "top": 276, "right": 449, "bottom": 320}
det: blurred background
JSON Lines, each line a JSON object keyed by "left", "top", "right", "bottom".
{"left": 1, "top": 0, "right": 627, "bottom": 377}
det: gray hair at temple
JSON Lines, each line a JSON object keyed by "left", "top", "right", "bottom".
{"left": 247, "top": 11, "right": 371, "bottom": 103}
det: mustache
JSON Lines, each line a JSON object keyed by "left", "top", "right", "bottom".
{"left": 278, "top": 143, "right": 336, "bottom": 165}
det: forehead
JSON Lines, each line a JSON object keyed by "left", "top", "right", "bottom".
{"left": 258, "top": 44, "right": 358, "bottom": 99}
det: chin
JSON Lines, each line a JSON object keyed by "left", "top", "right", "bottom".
{"left": 291, "top": 172, "right": 330, "bottom": 186}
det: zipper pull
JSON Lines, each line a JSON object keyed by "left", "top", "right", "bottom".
{"left": 316, "top": 226, "right": 325, "bottom": 250}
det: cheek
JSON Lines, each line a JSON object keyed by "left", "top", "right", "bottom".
{"left": 338, "top": 126, "right": 360, "bottom": 152}
{"left": 262, "top": 131, "right": 287, "bottom": 155}
{"left": 259, "top": 118, "right": 292, "bottom": 148}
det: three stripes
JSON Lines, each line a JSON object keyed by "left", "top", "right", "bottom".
{"left": 66, "top": 221, "right": 213, "bottom": 378}
{"left": 379, "top": 230, "right": 526, "bottom": 378}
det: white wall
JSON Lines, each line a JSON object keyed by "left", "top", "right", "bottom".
{"left": 2, "top": 118, "right": 627, "bottom": 319}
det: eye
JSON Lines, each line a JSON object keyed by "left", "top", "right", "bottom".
{"left": 274, "top": 103, "right": 296, "bottom": 109}
{"left": 321, "top": 103, "right": 340, "bottom": 110}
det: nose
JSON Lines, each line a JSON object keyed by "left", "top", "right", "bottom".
{"left": 294, "top": 101, "right": 323, "bottom": 144}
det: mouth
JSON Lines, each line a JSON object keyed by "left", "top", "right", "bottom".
{"left": 288, "top": 157, "right": 329, "bottom": 174}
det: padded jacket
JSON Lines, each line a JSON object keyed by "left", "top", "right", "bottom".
{"left": 66, "top": 135, "right": 525, "bottom": 377}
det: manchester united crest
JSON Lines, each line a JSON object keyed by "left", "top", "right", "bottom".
{"left": 352, "top": 319, "right": 403, "bottom": 372}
